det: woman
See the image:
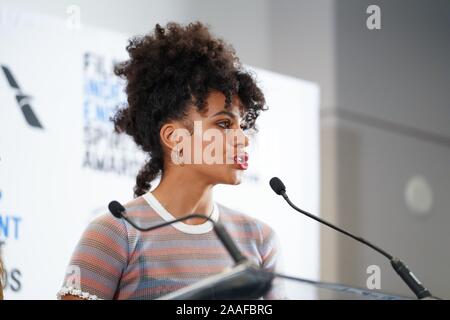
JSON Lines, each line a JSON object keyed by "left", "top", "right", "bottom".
{"left": 58, "top": 22, "right": 283, "bottom": 300}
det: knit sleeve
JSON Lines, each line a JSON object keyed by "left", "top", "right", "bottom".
{"left": 57, "top": 214, "right": 129, "bottom": 300}
{"left": 258, "top": 222, "right": 286, "bottom": 300}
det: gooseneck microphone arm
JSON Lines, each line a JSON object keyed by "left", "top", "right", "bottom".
{"left": 108, "top": 200, "right": 247, "bottom": 265}
{"left": 269, "top": 177, "right": 435, "bottom": 300}
{"left": 284, "top": 193, "right": 392, "bottom": 260}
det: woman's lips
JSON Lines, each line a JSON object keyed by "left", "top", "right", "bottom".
{"left": 233, "top": 152, "right": 249, "bottom": 170}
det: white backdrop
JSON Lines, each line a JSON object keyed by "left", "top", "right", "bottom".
{"left": 0, "top": 8, "right": 320, "bottom": 299}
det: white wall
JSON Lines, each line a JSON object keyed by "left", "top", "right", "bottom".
{"left": 273, "top": 0, "right": 450, "bottom": 298}
{"left": 328, "top": 0, "right": 450, "bottom": 298}
{"left": 0, "top": 0, "right": 189, "bottom": 35}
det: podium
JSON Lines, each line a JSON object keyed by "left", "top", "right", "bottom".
{"left": 157, "top": 262, "right": 409, "bottom": 300}
{"left": 275, "top": 273, "right": 409, "bottom": 300}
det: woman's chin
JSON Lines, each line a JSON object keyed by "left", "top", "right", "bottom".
{"left": 209, "top": 166, "right": 245, "bottom": 185}
{"left": 226, "top": 172, "right": 244, "bottom": 185}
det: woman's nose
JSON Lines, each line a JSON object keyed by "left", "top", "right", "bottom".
{"left": 237, "top": 128, "right": 249, "bottom": 148}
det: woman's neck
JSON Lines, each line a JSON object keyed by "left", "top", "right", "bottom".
{"left": 150, "top": 169, "right": 214, "bottom": 225}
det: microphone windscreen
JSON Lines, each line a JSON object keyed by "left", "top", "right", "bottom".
{"left": 108, "top": 200, "right": 126, "bottom": 219}
{"left": 269, "top": 177, "right": 286, "bottom": 195}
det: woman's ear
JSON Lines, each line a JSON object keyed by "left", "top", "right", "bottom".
{"left": 160, "top": 122, "right": 178, "bottom": 151}
{"left": 160, "top": 122, "right": 191, "bottom": 151}
{"left": 160, "top": 122, "right": 192, "bottom": 166}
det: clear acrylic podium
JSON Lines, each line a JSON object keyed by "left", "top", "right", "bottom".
{"left": 158, "top": 262, "right": 409, "bottom": 300}
{"left": 273, "top": 274, "right": 409, "bottom": 300}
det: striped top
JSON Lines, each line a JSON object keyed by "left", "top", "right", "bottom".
{"left": 58, "top": 192, "right": 284, "bottom": 300}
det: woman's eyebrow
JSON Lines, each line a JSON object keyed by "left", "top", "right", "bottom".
{"left": 210, "top": 110, "right": 240, "bottom": 120}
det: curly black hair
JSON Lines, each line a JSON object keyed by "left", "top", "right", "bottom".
{"left": 112, "top": 21, "right": 267, "bottom": 198}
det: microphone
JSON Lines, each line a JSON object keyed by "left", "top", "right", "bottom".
{"left": 108, "top": 200, "right": 247, "bottom": 265}
{"left": 269, "top": 177, "right": 436, "bottom": 300}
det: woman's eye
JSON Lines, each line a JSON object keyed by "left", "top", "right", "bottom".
{"left": 217, "top": 121, "right": 231, "bottom": 129}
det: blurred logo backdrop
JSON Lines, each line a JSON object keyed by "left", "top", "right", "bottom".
{"left": 0, "top": 8, "right": 320, "bottom": 299}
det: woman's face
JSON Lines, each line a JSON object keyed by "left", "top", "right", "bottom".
{"left": 170, "top": 91, "right": 250, "bottom": 186}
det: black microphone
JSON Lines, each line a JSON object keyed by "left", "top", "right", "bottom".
{"left": 108, "top": 200, "right": 247, "bottom": 265}
{"left": 269, "top": 177, "right": 436, "bottom": 300}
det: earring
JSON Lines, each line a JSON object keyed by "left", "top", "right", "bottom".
{"left": 179, "top": 148, "right": 185, "bottom": 167}
{"left": 175, "top": 147, "right": 185, "bottom": 167}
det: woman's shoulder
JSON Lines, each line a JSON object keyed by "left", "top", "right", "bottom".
{"left": 91, "top": 196, "right": 155, "bottom": 224}
{"left": 84, "top": 210, "right": 129, "bottom": 240}
{"left": 85, "top": 197, "right": 147, "bottom": 234}
{"left": 216, "top": 202, "right": 276, "bottom": 242}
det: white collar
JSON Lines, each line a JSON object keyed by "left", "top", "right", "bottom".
{"left": 142, "top": 191, "right": 219, "bottom": 235}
